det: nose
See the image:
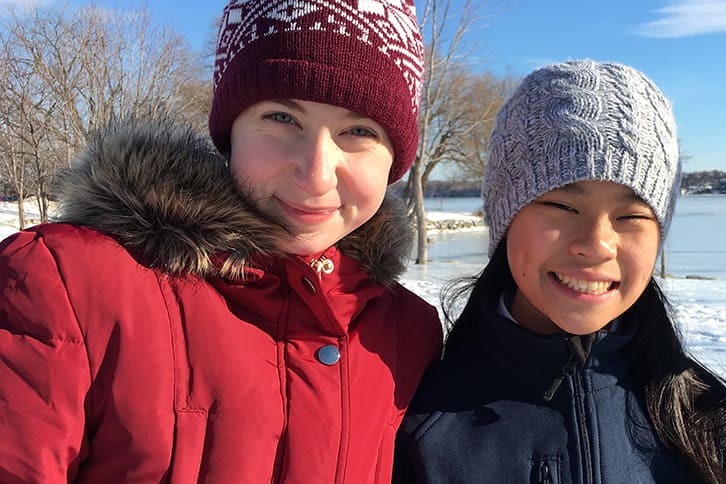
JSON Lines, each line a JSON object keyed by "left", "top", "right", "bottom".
{"left": 568, "top": 215, "right": 618, "bottom": 261}
{"left": 294, "top": 131, "right": 339, "bottom": 195}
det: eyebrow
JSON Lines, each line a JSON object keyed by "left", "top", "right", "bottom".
{"left": 269, "top": 99, "right": 305, "bottom": 112}
{"left": 554, "top": 183, "right": 647, "bottom": 203}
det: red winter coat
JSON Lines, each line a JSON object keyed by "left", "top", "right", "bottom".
{"left": 0, "top": 123, "right": 442, "bottom": 483}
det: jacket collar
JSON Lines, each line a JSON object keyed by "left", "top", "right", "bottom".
{"left": 53, "top": 121, "right": 412, "bottom": 286}
{"left": 476, "top": 294, "right": 635, "bottom": 390}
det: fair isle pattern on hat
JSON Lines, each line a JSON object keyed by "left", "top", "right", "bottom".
{"left": 209, "top": 0, "right": 424, "bottom": 183}
{"left": 214, "top": 0, "right": 423, "bottom": 115}
{"left": 482, "top": 60, "right": 681, "bottom": 256}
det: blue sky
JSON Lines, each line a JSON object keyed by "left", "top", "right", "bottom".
{"left": 4, "top": 0, "right": 726, "bottom": 172}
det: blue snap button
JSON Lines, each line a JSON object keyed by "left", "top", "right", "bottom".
{"left": 317, "top": 345, "right": 340, "bottom": 365}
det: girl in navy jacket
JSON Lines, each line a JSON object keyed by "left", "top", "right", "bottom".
{"left": 394, "top": 60, "right": 725, "bottom": 484}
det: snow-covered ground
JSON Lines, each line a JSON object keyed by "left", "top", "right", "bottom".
{"left": 1, "top": 200, "right": 724, "bottom": 377}
{"left": 0, "top": 200, "right": 36, "bottom": 241}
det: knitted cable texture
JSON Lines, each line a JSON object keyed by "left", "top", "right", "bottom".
{"left": 483, "top": 60, "right": 680, "bottom": 256}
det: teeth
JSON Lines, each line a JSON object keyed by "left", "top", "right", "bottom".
{"left": 555, "top": 273, "right": 612, "bottom": 295}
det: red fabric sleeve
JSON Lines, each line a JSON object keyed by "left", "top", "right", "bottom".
{"left": 0, "top": 230, "right": 91, "bottom": 483}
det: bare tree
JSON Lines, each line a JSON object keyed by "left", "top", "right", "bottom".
{"left": 0, "top": 28, "right": 59, "bottom": 226}
{"left": 0, "top": 4, "right": 209, "bottom": 225}
{"left": 408, "top": 0, "right": 494, "bottom": 264}
{"left": 170, "top": 77, "right": 213, "bottom": 134}
{"left": 20, "top": 5, "right": 207, "bottom": 141}
{"left": 448, "top": 71, "right": 517, "bottom": 183}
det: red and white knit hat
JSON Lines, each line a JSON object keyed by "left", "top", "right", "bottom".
{"left": 209, "top": 0, "right": 424, "bottom": 183}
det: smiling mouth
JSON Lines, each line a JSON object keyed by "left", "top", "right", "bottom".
{"left": 552, "top": 272, "right": 618, "bottom": 295}
{"left": 292, "top": 206, "right": 335, "bottom": 215}
{"left": 277, "top": 198, "right": 339, "bottom": 215}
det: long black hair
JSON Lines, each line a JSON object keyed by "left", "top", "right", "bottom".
{"left": 444, "top": 242, "right": 726, "bottom": 483}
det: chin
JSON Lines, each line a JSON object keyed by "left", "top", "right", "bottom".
{"left": 556, "top": 321, "right": 609, "bottom": 336}
{"left": 279, "top": 239, "right": 333, "bottom": 257}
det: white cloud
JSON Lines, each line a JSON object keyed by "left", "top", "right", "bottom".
{"left": 638, "top": 0, "right": 726, "bottom": 38}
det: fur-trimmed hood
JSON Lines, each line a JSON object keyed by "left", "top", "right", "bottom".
{"left": 53, "top": 121, "right": 414, "bottom": 285}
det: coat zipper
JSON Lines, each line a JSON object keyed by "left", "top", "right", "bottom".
{"left": 333, "top": 334, "right": 350, "bottom": 484}
{"left": 543, "top": 357, "right": 594, "bottom": 483}
{"left": 270, "top": 284, "right": 292, "bottom": 483}
{"left": 570, "top": 365, "right": 594, "bottom": 483}
{"left": 537, "top": 460, "right": 553, "bottom": 484}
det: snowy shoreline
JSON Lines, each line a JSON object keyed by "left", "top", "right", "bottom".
{"left": 423, "top": 209, "right": 486, "bottom": 233}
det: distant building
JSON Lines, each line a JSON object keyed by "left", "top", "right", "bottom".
{"left": 689, "top": 184, "right": 713, "bottom": 195}
{"left": 716, "top": 179, "right": 726, "bottom": 194}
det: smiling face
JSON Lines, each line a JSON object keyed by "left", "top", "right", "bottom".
{"left": 229, "top": 99, "right": 394, "bottom": 255}
{"left": 505, "top": 180, "right": 660, "bottom": 335}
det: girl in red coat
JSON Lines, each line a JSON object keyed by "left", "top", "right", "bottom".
{"left": 0, "top": 1, "right": 442, "bottom": 482}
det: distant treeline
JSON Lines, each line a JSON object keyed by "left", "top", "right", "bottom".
{"left": 681, "top": 170, "right": 726, "bottom": 193}
{"left": 390, "top": 180, "right": 482, "bottom": 198}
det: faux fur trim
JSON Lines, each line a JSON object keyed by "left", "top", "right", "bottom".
{"left": 54, "top": 121, "right": 412, "bottom": 285}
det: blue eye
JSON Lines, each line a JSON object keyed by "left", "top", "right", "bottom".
{"left": 265, "top": 112, "right": 296, "bottom": 124}
{"left": 348, "top": 126, "right": 377, "bottom": 138}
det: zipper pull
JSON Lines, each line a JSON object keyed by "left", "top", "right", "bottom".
{"left": 543, "top": 375, "right": 564, "bottom": 402}
{"left": 309, "top": 255, "right": 334, "bottom": 278}
{"left": 543, "top": 356, "right": 575, "bottom": 402}
{"left": 538, "top": 461, "right": 553, "bottom": 484}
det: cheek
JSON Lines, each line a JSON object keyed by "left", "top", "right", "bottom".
{"left": 343, "top": 155, "right": 391, "bottom": 204}
{"left": 506, "top": 219, "right": 537, "bottom": 280}
{"left": 229, "top": 145, "right": 276, "bottom": 190}
{"left": 506, "top": 240, "right": 531, "bottom": 284}
{"left": 348, "top": 178, "right": 387, "bottom": 215}
{"left": 631, "top": 252, "right": 657, "bottom": 288}
{"left": 626, "top": 232, "right": 660, "bottom": 277}
{"left": 229, "top": 157, "right": 256, "bottom": 184}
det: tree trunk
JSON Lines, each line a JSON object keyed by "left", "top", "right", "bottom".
{"left": 37, "top": 187, "right": 49, "bottom": 223}
{"left": 16, "top": 192, "right": 26, "bottom": 230}
{"left": 413, "top": 161, "right": 428, "bottom": 264}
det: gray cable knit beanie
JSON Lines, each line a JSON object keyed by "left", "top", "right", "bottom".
{"left": 482, "top": 60, "right": 681, "bottom": 256}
